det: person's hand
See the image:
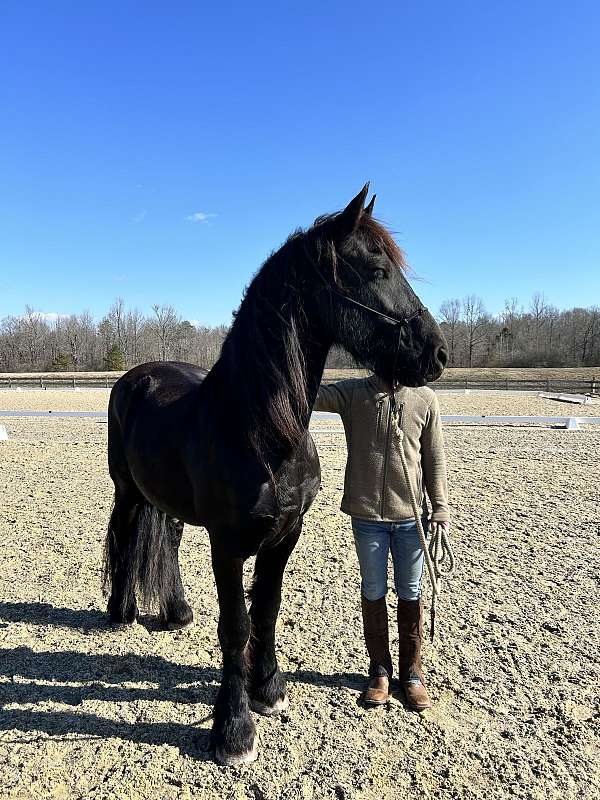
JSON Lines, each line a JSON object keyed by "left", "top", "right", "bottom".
{"left": 428, "top": 519, "right": 450, "bottom": 536}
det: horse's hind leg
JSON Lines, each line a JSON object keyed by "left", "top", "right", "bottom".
{"left": 248, "top": 516, "right": 303, "bottom": 715}
{"left": 160, "top": 519, "right": 194, "bottom": 630}
{"left": 104, "top": 485, "right": 141, "bottom": 626}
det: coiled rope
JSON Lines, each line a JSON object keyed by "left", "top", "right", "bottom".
{"left": 390, "top": 405, "right": 456, "bottom": 641}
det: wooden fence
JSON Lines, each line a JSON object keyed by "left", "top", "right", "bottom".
{"left": 0, "top": 375, "right": 597, "bottom": 394}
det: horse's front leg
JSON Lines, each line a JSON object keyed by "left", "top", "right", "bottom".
{"left": 248, "top": 517, "right": 302, "bottom": 715}
{"left": 209, "top": 534, "right": 256, "bottom": 766}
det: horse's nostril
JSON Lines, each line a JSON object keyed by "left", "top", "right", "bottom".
{"left": 435, "top": 345, "right": 448, "bottom": 368}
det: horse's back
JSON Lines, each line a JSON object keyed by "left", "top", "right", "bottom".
{"left": 110, "top": 361, "right": 208, "bottom": 423}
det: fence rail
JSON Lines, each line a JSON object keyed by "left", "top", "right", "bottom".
{"left": 0, "top": 375, "right": 597, "bottom": 394}
{"left": 435, "top": 378, "right": 597, "bottom": 394}
{"left": 0, "top": 376, "right": 116, "bottom": 389}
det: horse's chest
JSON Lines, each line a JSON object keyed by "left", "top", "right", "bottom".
{"left": 252, "top": 439, "right": 320, "bottom": 520}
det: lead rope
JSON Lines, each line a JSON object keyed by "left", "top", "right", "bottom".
{"left": 388, "top": 339, "right": 456, "bottom": 640}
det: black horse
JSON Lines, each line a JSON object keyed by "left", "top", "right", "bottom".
{"left": 103, "top": 185, "right": 448, "bottom": 765}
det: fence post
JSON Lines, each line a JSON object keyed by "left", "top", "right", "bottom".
{"left": 592, "top": 376, "right": 596, "bottom": 395}
{"left": 546, "top": 378, "right": 550, "bottom": 392}
{"left": 464, "top": 378, "right": 468, "bottom": 389}
{"left": 8, "top": 377, "right": 12, "bottom": 389}
{"left": 39, "top": 377, "right": 43, "bottom": 389}
{"left": 72, "top": 377, "right": 76, "bottom": 389}
{"left": 105, "top": 378, "right": 109, "bottom": 388}
{"left": 505, "top": 378, "right": 509, "bottom": 390}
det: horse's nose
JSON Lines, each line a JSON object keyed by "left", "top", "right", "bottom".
{"left": 434, "top": 344, "right": 448, "bottom": 370}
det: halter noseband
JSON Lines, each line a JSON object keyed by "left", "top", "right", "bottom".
{"left": 330, "top": 288, "right": 425, "bottom": 328}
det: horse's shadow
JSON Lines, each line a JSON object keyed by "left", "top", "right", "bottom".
{"left": 0, "top": 600, "right": 365, "bottom": 757}
{"left": 0, "top": 600, "right": 108, "bottom": 630}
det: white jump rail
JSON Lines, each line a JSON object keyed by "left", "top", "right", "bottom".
{"left": 1, "top": 410, "right": 600, "bottom": 432}
{"left": 537, "top": 392, "right": 591, "bottom": 405}
{"left": 439, "top": 415, "right": 600, "bottom": 430}
{"left": 0, "top": 411, "right": 108, "bottom": 417}
{"left": 310, "top": 412, "right": 600, "bottom": 431}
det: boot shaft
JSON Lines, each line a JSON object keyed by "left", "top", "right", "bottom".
{"left": 361, "top": 595, "right": 393, "bottom": 678}
{"left": 396, "top": 597, "right": 424, "bottom": 681}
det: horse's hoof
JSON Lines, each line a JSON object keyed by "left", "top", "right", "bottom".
{"left": 162, "top": 603, "right": 193, "bottom": 631}
{"left": 251, "top": 694, "right": 289, "bottom": 717}
{"left": 165, "top": 619, "right": 193, "bottom": 631}
{"left": 109, "top": 619, "right": 137, "bottom": 631}
{"left": 214, "top": 738, "right": 258, "bottom": 766}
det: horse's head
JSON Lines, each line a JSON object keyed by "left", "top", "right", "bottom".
{"left": 306, "top": 184, "right": 448, "bottom": 387}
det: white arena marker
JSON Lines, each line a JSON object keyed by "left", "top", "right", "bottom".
{"left": 0, "top": 425, "right": 8, "bottom": 441}
{"left": 538, "top": 392, "right": 591, "bottom": 406}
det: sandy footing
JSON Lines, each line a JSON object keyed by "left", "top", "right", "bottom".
{"left": 0, "top": 395, "right": 598, "bottom": 799}
{"left": 1, "top": 388, "right": 599, "bottom": 417}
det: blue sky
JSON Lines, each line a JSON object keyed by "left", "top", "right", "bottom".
{"left": 1, "top": 1, "right": 599, "bottom": 326}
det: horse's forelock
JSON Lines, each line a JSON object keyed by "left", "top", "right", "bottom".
{"left": 309, "top": 211, "right": 407, "bottom": 276}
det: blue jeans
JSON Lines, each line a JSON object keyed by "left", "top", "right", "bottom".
{"left": 351, "top": 516, "right": 427, "bottom": 602}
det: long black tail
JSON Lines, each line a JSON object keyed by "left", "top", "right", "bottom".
{"left": 102, "top": 499, "right": 180, "bottom": 618}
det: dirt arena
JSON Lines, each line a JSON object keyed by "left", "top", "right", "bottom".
{"left": 0, "top": 390, "right": 598, "bottom": 799}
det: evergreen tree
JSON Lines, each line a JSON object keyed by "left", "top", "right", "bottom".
{"left": 50, "top": 352, "right": 74, "bottom": 372}
{"left": 103, "top": 344, "right": 126, "bottom": 371}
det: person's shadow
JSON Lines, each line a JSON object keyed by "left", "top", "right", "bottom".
{"left": 0, "top": 600, "right": 365, "bottom": 757}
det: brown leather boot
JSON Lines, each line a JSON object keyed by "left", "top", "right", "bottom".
{"left": 397, "top": 598, "right": 432, "bottom": 712}
{"left": 361, "top": 595, "right": 393, "bottom": 706}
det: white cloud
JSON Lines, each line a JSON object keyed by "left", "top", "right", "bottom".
{"left": 21, "top": 311, "right": 66, "bottom": 323}
{"left": 133, "top": 209, "right": 147, "bottom": 223}
{"left": 186, "top": 211, "right": 217, "bottom": 224}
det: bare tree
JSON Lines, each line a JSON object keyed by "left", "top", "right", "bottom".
{"left": 21, "top": 306, "right": 47, "bottom": 369}
{"left": 150, "top": 304, "right": 181, "bottom": 361}
{"left": 461, "top": 295, "right": 486, "bottom": 368}
{"left": 438, "top": 299, "right": 461, "bottom": 366}
{"left": 125, "top": 308, "right": 144, "bottom": 365}
{"left": 529, "top": 292, "right": 548, "bottom": 351}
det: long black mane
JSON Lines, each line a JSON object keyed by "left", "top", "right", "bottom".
{"left": 219, "top": 233, "right": 310, "bottom": 463}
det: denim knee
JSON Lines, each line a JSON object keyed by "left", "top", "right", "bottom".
{"left": 394, "top": 580, "right": 422, "bottom": 602}
{"left": 352, "top": 518, "right": 390, "bottom": 601}
{"left": 361, "top": 577, "right": 388, "bottom": 602}
{"left": 390, "top": 518, "right": 425, "bottom": 601}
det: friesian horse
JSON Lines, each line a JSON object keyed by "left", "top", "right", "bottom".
{"left": 103, "top": 185, "right": 448, "bottom": 765}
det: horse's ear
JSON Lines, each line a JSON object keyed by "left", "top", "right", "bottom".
{"left": 335, "top": 183, "right": 370, "bottom": 236}
{"left": 364, "top": 194, "right": 376, "bottom": 217}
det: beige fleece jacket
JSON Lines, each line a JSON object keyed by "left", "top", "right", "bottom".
{"left": 314, "top": 375, "right": 450, "bottom": 523}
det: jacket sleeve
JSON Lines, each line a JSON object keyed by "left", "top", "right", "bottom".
{"left": 313, "top": 380, "right": 353, "bottom": 415}
{"left": 420, "top": 393, "right": 450, "bottom": 522}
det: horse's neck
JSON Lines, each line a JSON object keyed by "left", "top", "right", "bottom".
{"left": 215, "top": 280, "right": 331, "bottom": 452}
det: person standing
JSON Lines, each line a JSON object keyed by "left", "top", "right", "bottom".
{"left": 314, "top": 374, "right": 450, "bottom": 709}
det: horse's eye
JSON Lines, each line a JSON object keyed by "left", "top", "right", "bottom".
{"left": 367, "top": 244, "right": 382, "bottom": 255}
{"left": 371, "top": 268, "right": 387, "bottom": 280}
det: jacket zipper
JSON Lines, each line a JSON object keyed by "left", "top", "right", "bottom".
{"left": 375, "top": 398, "right": 384, "bottom": 439}
{"left": 380, "top": 399, "right": 403, "bottom": 520}
{"left": 380, "top": 400, "right": 392, "bottom": 519}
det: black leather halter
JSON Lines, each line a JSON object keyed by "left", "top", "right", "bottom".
{"left": 328, "top": 289, "right": 426, "bottom": 396}
{"left": 330, "top": 288, "right": 425, "bottom": 328}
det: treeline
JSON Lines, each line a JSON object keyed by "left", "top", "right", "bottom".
{"left": 437, "top": 294, "right": 599, "bottom": 368}
{"left": 1, "top": 293, "right": 599, "bottom": 373}
{"left": 0, "top": 300, "right": 228, "bottom": 372}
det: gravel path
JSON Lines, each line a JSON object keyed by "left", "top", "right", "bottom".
{"left": 0, "top": 399, "right": 598, "bottom": 799}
